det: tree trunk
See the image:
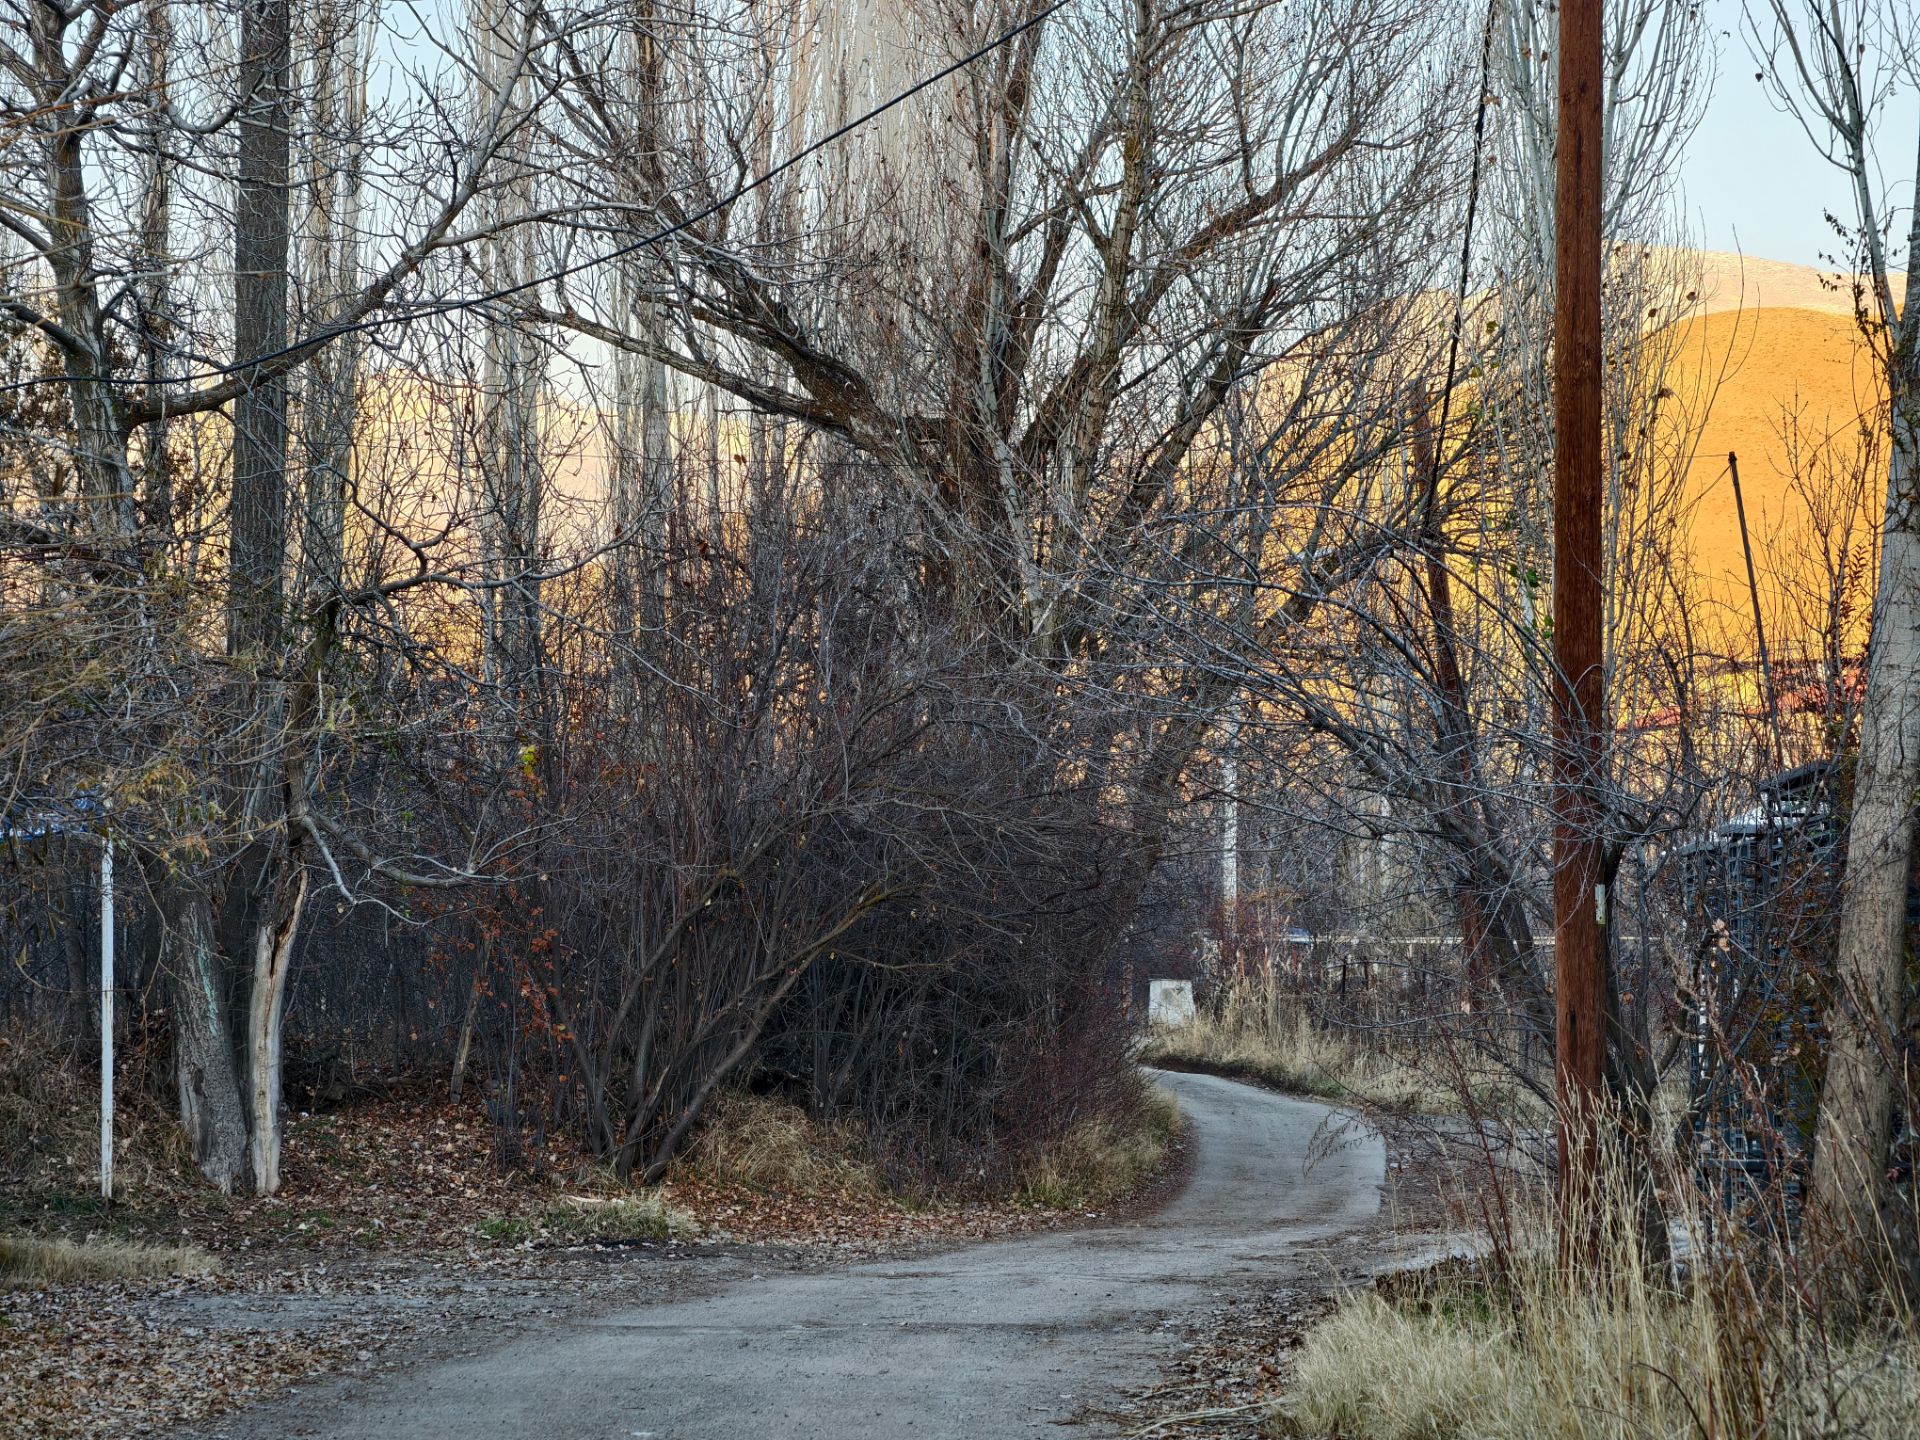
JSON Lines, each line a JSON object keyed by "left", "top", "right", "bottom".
{"left": 230, "top": 0, "right": 292, "bottom": 657}
{"left": 1809, "top": 398, "right": 1920, "bottom": 1291}
{"left": 246, "top": 863, "right": 309, "bottom": 1194}
{"left": 296, "top": 0, "right": 368, "bottom": 606}
{"left": 471, "top": 0, "right": 545, "bottom": 711}
{"left": 164, "top": 874, "right": 250, "bottom": 1193}
{"left": 224, "top": 0, "right": 298, "bottom": 1196}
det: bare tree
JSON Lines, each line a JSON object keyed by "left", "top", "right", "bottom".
{"left": 1746, "top": 0, "right": 1920, "bottom": 1289}
{"left": 0, "top": 0, "right": 546, "bottom": 1191}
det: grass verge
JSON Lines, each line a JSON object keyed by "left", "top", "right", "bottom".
{"left": 1141, "top": 996, "right": 1450, "bottom": 1115}
{"left": 1272, "top": 1269, "right": 1920, "bottom": 1440}
{"left": 1267, "top": 1129, "right": 1920, "bottom": 1440}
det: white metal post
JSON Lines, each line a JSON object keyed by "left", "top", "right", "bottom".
{"left": 1221, "top": 704, "right": 1240, "bottom": 957}
{"left": 99, "top": 837, "right": 113, "bottom": 1202}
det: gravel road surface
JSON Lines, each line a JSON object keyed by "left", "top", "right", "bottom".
{"left": 208, "top": 1070, "right": 1382, "bottom": 1440}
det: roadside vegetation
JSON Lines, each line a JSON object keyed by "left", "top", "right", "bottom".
{"left": 1014, "top": 1083, "right": 1183, "bottom": 1210}
{"left": 681, "top": 1091, "right": 885, "bottom": 1200}
{"left": 3, "top": 1022, "right": 1183, "bottom": 1262}
{"left": 1141, "top": 978, "right": 1535, "bottom": 1119}
{"left": 1270, "top": 1126, "right": 1920, "bottom": 1440}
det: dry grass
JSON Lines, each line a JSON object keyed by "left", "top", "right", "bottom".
{"left": 0, "top": 1233, "right": 214, "bottom": 1287}
{"left": 682, "top": 1080, "right": 1181, "bottom": 1214}
{"left": 679, "top": 1091, "right": 884, "bottom": 1197}
{"left": 0, "top": 1030, "right": 96, "bottom": 1186}
{"left": 1274, "top": 1270, "right": 1920, "bottom": 1440}
{"left": 1269, "top": 1138, "right": 1920, "bottom": 1440}
{"left": 1015, "top": 1082, "right": 1182, "bottom": 1210}
{"left": 1141, "top": 984, "right": 1468, "bottom": 1115}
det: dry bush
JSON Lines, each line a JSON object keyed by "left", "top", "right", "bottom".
{"left": 1014, "top": 1082, "right": 1182, "bottom": 1211}
{"left": 0, "top": 1028, "right": 193, "bottom": 1195}
{"left": 0, "top": 1029, "right": 94, "bottom": 1186}
{"left": 678, "top": 1091, "right": 883, "bottom": 1198}
{"left": 0, "top": 1234, "right": 213, "bottom": 1287}
{"left": 1142, "top": 983, "right": 1455, "bottom": 1115}
{"left": 1270, "top": 1132, "right": 1920, "bottom": 1440}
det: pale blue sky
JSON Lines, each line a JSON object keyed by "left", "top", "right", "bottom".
{"left": 1682, "top": 0, "right": 1920, "bottom": 270}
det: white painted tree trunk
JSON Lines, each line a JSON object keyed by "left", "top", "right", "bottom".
{"left": 246, "top": 866, "right": 310, "bottom": 1195}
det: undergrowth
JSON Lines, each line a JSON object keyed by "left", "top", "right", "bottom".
{"left": 0, "top": 1027, "right": 192, "bottom": 1195}
{"left": 680, "top": 1091, "right": 884, "bottom": 1197}
{"left": 681, "top": 1082, "right": 1182, "bottom": 1213}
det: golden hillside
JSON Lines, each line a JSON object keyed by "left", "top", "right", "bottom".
{"left": 1667, "top": 251, "right": 1900, "bottom": 654}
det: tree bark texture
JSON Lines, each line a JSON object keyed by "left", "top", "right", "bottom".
{"left": 164, "top": 874, "right": 250, "bottom": 1193}
{"left": 1810, "top": 390, "right": 1920, "bottom": 1290}
{"left": 230, "top": 0, "right": 292, "bottom": 657}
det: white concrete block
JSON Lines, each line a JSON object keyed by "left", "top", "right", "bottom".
{"left": 1147, "top": 979, "right": 1196, "bottom": 1029}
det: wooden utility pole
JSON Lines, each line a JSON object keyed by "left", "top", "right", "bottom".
{"left": 1552, "top": 0, "right": 1607, "bottom": 1250}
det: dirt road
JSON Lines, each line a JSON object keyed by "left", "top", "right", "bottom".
{"left": 206, "top": 1070, "right": 1382, "bottom": 1440}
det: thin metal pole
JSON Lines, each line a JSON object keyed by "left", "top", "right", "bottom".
{"left": 100, "top": 836, "right": 114, "bottom": 1202}
{"left": 1727, "top": 451, "right": 1784, "bottom": 771}
{"left": 1553, "top": 0, "right": 1607, "bottom": 1254}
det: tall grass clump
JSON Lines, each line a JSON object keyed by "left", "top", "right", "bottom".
{"left": 679, "top": 1091, "right": 884, "bottom": 1197}
{"left": 0, "top": 1234, "right": 214, "bottom": 1287}
{"left": 1271, "top": 1111, "right": 1920, "bottom": 1440}
{"left": 1015, "top": 1081, "right": 1182, "bottom": 1210}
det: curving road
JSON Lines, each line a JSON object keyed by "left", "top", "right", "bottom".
{"left": 217, "top": 1070, "right": 1382, "bottom": 1440}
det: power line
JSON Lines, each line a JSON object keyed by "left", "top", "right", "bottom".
{"left": 1, "top": 0, "right": 1068, "bottom": 400}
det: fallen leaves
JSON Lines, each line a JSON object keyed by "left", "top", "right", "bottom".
{"left": 0, "top": 1084, "right": 1153, "bottom": 1439}
{"left": 0, "top": 1277, "right": 367, "bottom": 1440}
